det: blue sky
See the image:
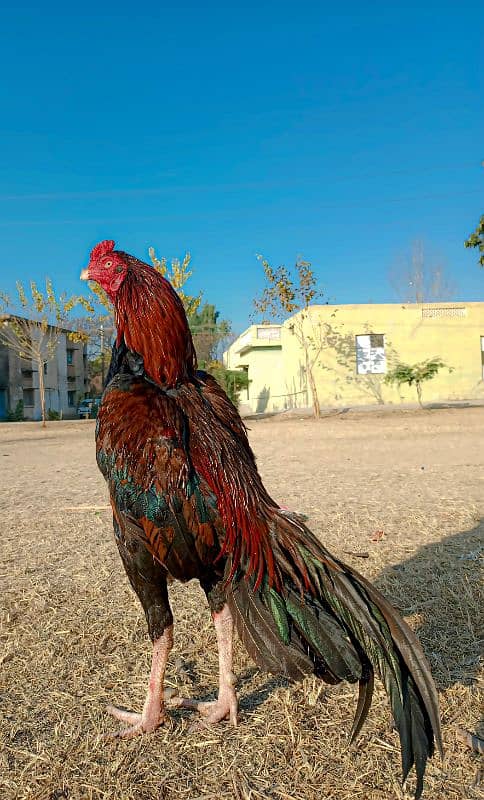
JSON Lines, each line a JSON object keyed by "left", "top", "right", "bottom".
{"left": 0, "top": 1, "right": 482, "bottom": 332}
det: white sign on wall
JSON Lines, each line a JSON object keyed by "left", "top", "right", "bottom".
{"left": 355, "top": 334, "right": 386, "bottom": 375}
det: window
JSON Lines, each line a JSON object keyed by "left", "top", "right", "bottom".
{"left": 68, "top": 391, "right": 76, "bottom": 407}
{"left": 481, "top": 337, "right": 484, "bottom": 380}
{"left": 356, "top": 334, "right": 386, "bottom": 375}
{"left": 256, "top": 326, "right": 281, "bottom": 340}
{"left": 422, "top": 306, "right": 466, "bottom": 318}
{"left": 66, "top": 349, "right": 74, "bottom": 365}
{"left": 23, "top": 389, "right": 35, "bottom": 406}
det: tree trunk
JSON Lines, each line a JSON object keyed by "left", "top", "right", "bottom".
{"left": 416, "top": 381, "right": 423, "bottom": 408}
{"left": 308, "top": 368, "right": 321, "bottom": 418}
{"left": 38, "top": 357, "right": 46, "bottom": 427}
{"left": 304, "top": 348, "right": 321, "bottom": 419}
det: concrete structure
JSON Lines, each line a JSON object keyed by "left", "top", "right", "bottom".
{"left": 0, "top": 316, "right": 88, "bottom": 420}
{"left": 224, "top": 302, "right": 484, "bottom": 414}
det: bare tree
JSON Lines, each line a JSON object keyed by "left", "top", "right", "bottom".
{"left": 389, "top": 240, "right": 455, "bottom": 303}
{"left": 253, "top": 256, "right": 324, "bottom": 418}
{"left": 0, "top": 281, "right": 91, "bottom": 427}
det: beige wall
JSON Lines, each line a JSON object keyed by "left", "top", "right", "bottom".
{"left": 225, "top": 303, "right": 484, "bottom": 412}
{"left": 0, "top": 319, "right": 88, "bottom": 420}
{"left": 224, "top": 325, "right": 288, "bottom": 413}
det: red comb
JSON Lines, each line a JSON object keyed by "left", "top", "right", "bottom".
{"left": 90, "top": 239, "right": 115, "bottom": 261}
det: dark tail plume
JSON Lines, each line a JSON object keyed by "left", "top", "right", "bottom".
{"left": 226, "top": 511, "right": 443, "bottom": 799}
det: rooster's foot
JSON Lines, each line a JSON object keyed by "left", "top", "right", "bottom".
{"left": 173, "top": 683, "right": 238, "bottom": 727}
{"left": 105, "top": 629, "right": 174, "bottom": 740}
{"left": 105, "top": 702, "right": 167, "bottom": 739}
{"left": 174, "top": 605, "right": 238, "bottom": 727}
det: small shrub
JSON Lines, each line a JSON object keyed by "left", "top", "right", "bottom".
{"left": 207, "top": 362, "right": 249, "bottom": 408}
{"left": 6, "top": 400, "right": 24, "bottom": 421}
{"left": 47, "top": 408, "right": 61, "bottom": 421}
{"left": 385, "top": 358, "right": 452, "bottom": 407}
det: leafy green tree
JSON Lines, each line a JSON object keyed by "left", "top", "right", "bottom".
{"left": 384, "top": 358, "right": 452, "bottom": 408}
{"left": 465, "top": 215, "right": 484, "bottom": 266}
{"left": 207, "top": 361, "right": 249, "bottom": 408}
{"left": 148, "top": 248, "right": 202, "bottom": 317}
{"left": 0, "top": 281, "right": 92, "bottom": 427}
{"left": 189, "top": 303, "right": 231, "bottom": 366}
{"left": 253, "top": 255, "right": 324, "bottom": 418}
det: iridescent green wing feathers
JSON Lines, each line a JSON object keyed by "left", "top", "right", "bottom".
{"left": 96, "top": 375, "right": 223, "bottom": 577}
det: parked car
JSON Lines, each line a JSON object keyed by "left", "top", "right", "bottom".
{"left": 77, "top": 398, "right": 101, "bottom": 419}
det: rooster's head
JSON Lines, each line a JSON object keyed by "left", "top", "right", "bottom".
{"left": 80, "top": 239, "right": 128, "bottom": 301}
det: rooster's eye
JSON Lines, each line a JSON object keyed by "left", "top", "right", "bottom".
{"left": 104, "top": 260, "right": 113, "bottom": 268}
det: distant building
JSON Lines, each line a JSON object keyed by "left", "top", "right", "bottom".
{"left": 0, "top": 315, "right": 89, "bottom": 420}
{"left": 224, "top": 302, "right": 484, "bottom": 414}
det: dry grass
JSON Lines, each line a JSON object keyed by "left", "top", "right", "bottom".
{"left": 0, "top": 407, "right": 482, "bottom": 800}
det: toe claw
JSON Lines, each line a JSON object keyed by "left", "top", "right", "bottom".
{"left": 105, "top": 702, "right": 165, "bottom": 738}
{"left": 106, "top": 705, "right": 142, "bottom": 725}
{"left": 108, "top": 722, "right": 144, "bottom": 740}
{"left": 177, "top": 694, "right": 238, "bottom": 727}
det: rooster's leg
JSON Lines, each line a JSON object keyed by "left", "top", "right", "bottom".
{"left": 176, "top": 604, "right": 238, "bottom": 726}
{"left": 106, "top": 625, "right": 173, "bottom": 739}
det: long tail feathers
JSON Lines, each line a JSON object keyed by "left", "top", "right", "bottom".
{"left": 226, "top": 511, "right": 443, "bottom": 799}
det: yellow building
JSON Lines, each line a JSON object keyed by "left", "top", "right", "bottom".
{"left": 223, "top": 302, "right": 484, "bottom": 413}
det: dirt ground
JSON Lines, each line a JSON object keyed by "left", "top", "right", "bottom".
{"left": 0, "top": 407, "right": 482, "bottom": 800}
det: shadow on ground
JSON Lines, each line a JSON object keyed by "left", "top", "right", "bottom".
{"left": 373, "top": 520, "right": 483, "bottom": 742}
{"left": 426, "top": 402, "right": 473, "bottom": 410}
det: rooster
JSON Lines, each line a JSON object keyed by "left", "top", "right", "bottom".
{"left": 81, "top": 240, "right": 442, "bottom": 798}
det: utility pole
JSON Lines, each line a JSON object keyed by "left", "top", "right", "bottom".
{"left": 100, "top": 324, "right": 105, "bottom": 387}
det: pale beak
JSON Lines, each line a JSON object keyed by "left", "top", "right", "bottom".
{"left": 80, "top": 268, "right": 90, "bottom": 281}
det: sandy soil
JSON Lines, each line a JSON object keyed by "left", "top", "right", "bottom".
{"left": 0, "top": 407, "right": 482, "bottom": 800}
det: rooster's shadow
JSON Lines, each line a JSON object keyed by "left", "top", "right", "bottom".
{"left": 374, "top": 520, "right": 483, "bottom": 740}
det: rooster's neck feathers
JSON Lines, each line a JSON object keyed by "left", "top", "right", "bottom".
{"left": 114, "top": 254, "right": 197, "bottom": 388}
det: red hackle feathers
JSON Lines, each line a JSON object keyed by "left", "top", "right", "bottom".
{"left": 114, "top": 253, "right": 197, "bottom": 388}
{"left": 167, "top": 375, "right": 315, "bottom": 592}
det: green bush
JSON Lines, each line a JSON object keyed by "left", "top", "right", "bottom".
{"left": 385, "top": 358, "right": 452, "bottom": 407}
{"left": 47, "top": 408, "right": 61, "bottom": 421}
{"left": 6, "top": 400, "right": 24, "bottom": 421}
{"left": 207, "top": 362, "right": 249, "bottom": 408}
